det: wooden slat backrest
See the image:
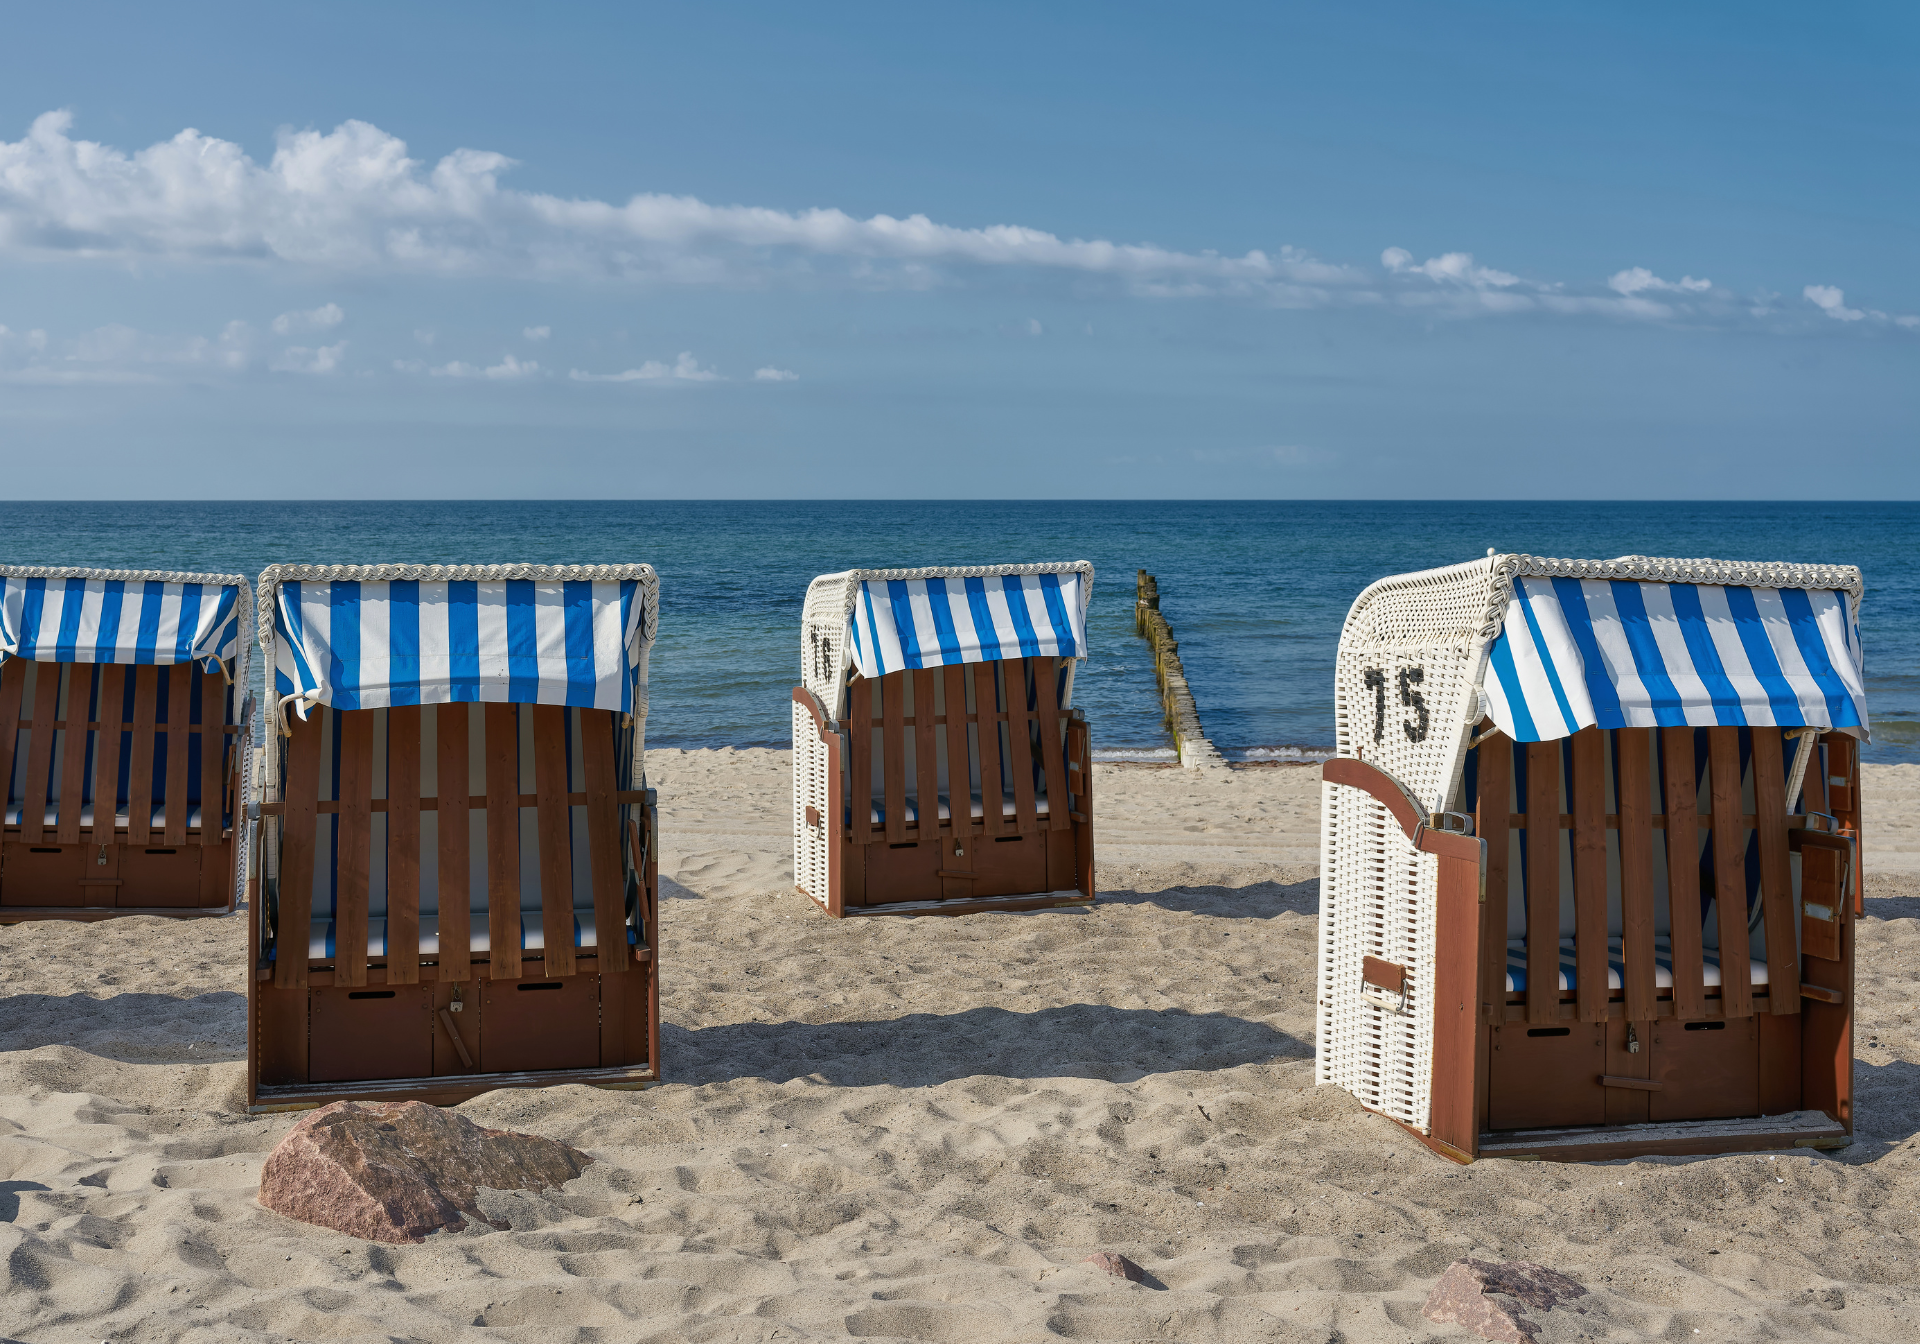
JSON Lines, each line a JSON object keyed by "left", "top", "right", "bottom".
{"left": 162, "top": 668, "right": 193, "bottom": 845}
{"left": 387, "top": 705, "right": 423, "bottom": 985}
{"left": 973, "top": 663, "right": 1003, "bottom": 838}
{"left": 1706, "top": 728, "right": 1753, "bottom": 1018}
{"left": 532, "top": 704, "right": 576, "bottom": 978}
{"left": 1617, "top": 728, "right": 1657, "bottom": 1023}
{"left": 581, "top": 709, "right": 627, "bottom": 972}
{"left": 1474, "top": 731, "right": 1512, "bottom": 1022}
{"left": 0, "top": 661, "right": 25, "bottom": 820}
{"left": 1006, "top": 661, "right": 1037, "bottom": 831}
{"left": 198, "top": 669, "right": 226, "bottom": 847}
{"left": 1751, "top": 729, "right": 1798, "bottom": 1016}
{"left": 127, "top": 668, "right": 159, "bottom": 847}
{"left": 848, "top": 678, "right": 873, "bottom": 842}
{"left": 20, "top": 664, "right": 58, "bottom": 844}
{"left": 1524, "top": 741, "right": 1559, "bottom": 1025}
{"left": 436, "top": 703, "right": 473, "bottom": 982}
{"left": 55, "top": 667, "right": 91, "bottom": 845}
{"left": 1035, "top": 658, "right": 1070, "bottom": 832}
{"left": 1661, "top": 726, "right": 1706, "bottom": 1019}
{"left": 942, "top": 665, "right": 974, "bottom": 840}
{"left": 913, "top": 670, "right": 941, "bottom": 837}
{"left": 485, "top": 701, "right": 521, "bottom": 980}
{"left": 274, "top": 711, "right": 323, "bottom": 989}
{"left": 882, "top": 678, "right": 908, "bottom": 844}
{"left": 334, "top": 709, "right": 375, "bottom": 988}
{"left": 1570, "top": 730, "right": 1607, "bottom": 1023}
{"left": 90, "top": 664, "right": 124, "bottom": 846}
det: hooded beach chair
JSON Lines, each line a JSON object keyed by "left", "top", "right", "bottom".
{"left": 248, "top": 564, "right": 659, "bottom": 1110}
{"left": 0, "top": 567, "right": 250, "bottom": 922}
{"left": 1317, "top": 553, "right": 1866, "bottom": 1163}
{"left": 792, "top": 562, "right": 1096, "bottom": 917}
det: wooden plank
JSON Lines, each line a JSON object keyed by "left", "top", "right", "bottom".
{"left": 1006, "top": 659, "right": 1037, "bottom": 833}
{"left": 127, "top": 667, "right": 158, "bottom": 847}
{"left": 162, "top": 666, "right": 193, "bottom": 845}
{"left": 531, "top": 704, "right": 576, "bottom": 977}
{"left": 1524, "top": 741, "right": 1560, "bottom": 1026}
{"left": 882, "top": 674, "right": 908, "bottom": 844}
{"left": 1706, "top": 728, "right": 1753, "bottom": 1018}
{"left": 848, "top": 679, "right": 873, "bottom": 845}
{"left": 435, "top": 704, "right": 472, "bottom": 983}
{"left": 275, "top": 711, "right": 323, "bottom": 989}
{"left": 386, "top": 705, "right": 422, "bottom": 986}
{"left": 333, "top": 709, "right": 374, "bottom": 989}
{"left": 1475, "top": 734, "right": 1512, "bottom": 1021}
{"left": 89, "top": 665, "right": 124, "bottom": 845}
{"left": 485, "top": 702, "right": 522, "bottom": 980}
{"left": 1034, "top": 658, "right": 1070, "bottom": 832}
{"left": 1662, "top": 727, "right": 1706, "bottom": 1021}
{"left": 18, "top": 663, "right": 59, "bottom": 844}
{"left": 198, "top": 669, "right": 225, "bottom": 845}
{"left": 55, "top": 667, "right": 91, "bottom": 844}
{"left": 1571, "top": 730, "right": 1608, "bottom": 1024}
{"left": 1751, "top": 729, "right": 1798, "bottom": 1016}
{"left": 942, "top": 665, "right": 974, "bottom": 839}
{"left": 913, "top": 669, "right": 941, "bottom": 838}
{"left": 1428, "top": 844, "right": 1485, "bottom": 1160}
{"left": 1617, "top": 728, "right": 1657, "bottom": 1023}
{"left": 0, "top": 660, "right": 25, "bottom": 839}
{"left": 973, "top": 663, "right": 1004, "bottom": 837}
{"left": 580, "top": 709, "right": 626, "bottom": 972}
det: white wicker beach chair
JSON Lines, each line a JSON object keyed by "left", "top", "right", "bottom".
{"left": 792, "top": 563, "right": 1096, "bottom": 917}
{"left": 1318, "top": 553, "right": 1866, "bottom": 1163}
{"left": 0, "top": 567, "right": 251, "bottom": 922}
{"left": 248, "top": 564, "right": 659, "bottom": 1109}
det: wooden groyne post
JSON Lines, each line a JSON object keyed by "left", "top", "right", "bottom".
{"left": 1135, "top": 570, "right": 1227, "bottom": 772}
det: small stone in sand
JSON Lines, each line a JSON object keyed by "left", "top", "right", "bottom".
{"left": 1421, "top": 1258, "right": 1587, "bottom": 1343}
{"left": 1084, "top": 1252, "right": 1147, "bottom": 1282}
{"left": 258, "top": 1099, "right": 591, "bottom": 1244}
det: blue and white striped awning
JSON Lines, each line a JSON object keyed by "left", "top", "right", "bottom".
{"left": 1483, "top": 576, "right": 1868, "bottom": 742}
{"left": 846, "top": 571, "right": 1089, "bottom": 679}
{"left": 272, "top": 578, "right": 648, "bottom": 717}
{"left": 0, "top": 574, "right": 244, "bottom": 672}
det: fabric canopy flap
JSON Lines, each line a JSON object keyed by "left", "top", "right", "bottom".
{"left": 0, "top": 574, "right": 244, "bottom": 673}
{"left": 273, "top": 577, "right": 648, "bottom": 716}
{"left": 845, "top": 571, "right": 1088, "bottom": 679}
{"left": 1483, "top": 576, "right": 1868, "bottom": 743}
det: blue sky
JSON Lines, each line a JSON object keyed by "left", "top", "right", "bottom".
{"left": 0, "top": 1, "right": 1913, "bottom": 498}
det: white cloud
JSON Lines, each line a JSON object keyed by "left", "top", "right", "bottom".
{"left": 570, "top": 351, "right": 720, "bottom": 383}
{"left": 1382, "top": 247, "right": 1520, "bottom": 288}
{"left": 1026, "top": 318, "right": 1043, "bottom": 335}
{"left": 271, "top": 302, "right": 344, "bottom": 334}
{"left": 0, "top": 318, "right": 254, "bottom": 383}
{"left": 753, "top": 366, "right": 798, "bottom": 382}
{"left": 1608, "top": 267, "right": 1710, "bottom": 296}
{"left": 1805, "top": 285, "right": 1865, "bottom": 322}
{"left": 0, "top": 111, "right": 1352, "bottom": 300}
{"left": 523, "top": 325, "right": 550, "bottom": 341}
{"left": 413, "top": 328, "right": 436, "bottom": 345}
{"left": 271, "top": 340, "right": 346, "bottom": 374}
{"left": 431, "top": 353, "right": 540, "bottom": 380}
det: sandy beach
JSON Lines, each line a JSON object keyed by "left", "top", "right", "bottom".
{"left": 2, "top": 751, "right": 1917, "bottom": 1343}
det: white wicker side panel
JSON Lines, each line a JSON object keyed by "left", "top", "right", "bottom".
{"left": 1316, "top": 778, "right": 1437, "bottom": 1131}
{"left": 792, "top": 699, "right": 832, "bottom": 906}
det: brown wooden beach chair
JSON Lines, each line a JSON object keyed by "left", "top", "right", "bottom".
{"left": 247, "top": 564, "right": 660, "bottom": 1110}
{"left": 792, "top": 564, "right": 1096, "bottom": 917}
{"left": 0, "top": 567, "right": 250, "bottom": 922}
{"left": 1319, "top": 554, "right": 1866, "bottom": 1163}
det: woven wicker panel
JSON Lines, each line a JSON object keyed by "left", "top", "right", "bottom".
{"left": 791, "top": 696, "right": 832, "bottom": 906}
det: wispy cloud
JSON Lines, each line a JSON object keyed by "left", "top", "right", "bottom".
{"left": 569, "top": 352, "right": 721, "bottom": 383}
{"left": 271, "top": 302, "right": 344, "bottom": 334}
{"left": 1608, "top": 268, "right": 1710, "bottom": 296}
{"left": 753, "top": 366, "right": 798, "bottom": 382}
{"left": 0, "top": 318, "right": 254, "bottom": 383}
{"left": 1803, "top": 284, "right": 1920, "bottom": 329}
{"left": 523, "top": 325, "right": 550, "bottom": 341}
{"left": 430, "top": 353, "right": 540, "bottom": 380}
{"left": 270, "top": 340, "right": 346, "bottom": 374}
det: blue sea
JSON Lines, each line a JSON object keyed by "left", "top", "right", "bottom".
{"left": 0, "top": 500, "right": 1913, "bottom": 763}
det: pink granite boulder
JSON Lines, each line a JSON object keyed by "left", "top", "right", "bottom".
{"left": 1421, "top": 1259, "right": 1587, "bottom": 1343}
{"left": 258, "top": 1099, "right": 591, "bottom": 1243}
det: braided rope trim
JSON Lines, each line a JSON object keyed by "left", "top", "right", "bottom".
{"left": 255, "top": 562, "right": 660, "bottom": 649}
{"left": 1484, "top": 553, "right": 1864, "bottom": 642}
{"left": 0, "top": 564, "right": 250, "bottom": 586}
{"left": 822, "top": 560, "right": 1096, "bottom": 617}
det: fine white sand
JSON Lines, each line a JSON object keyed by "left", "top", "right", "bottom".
{"left": 1, "top": 751, "right": 1916, "bottom": 1342}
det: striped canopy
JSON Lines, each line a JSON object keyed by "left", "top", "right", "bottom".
{"left": 272, "top": 577, "right": 649, "bottom": 717}
{"left": 1483, "top": 576, "right": 1868, "bottom": 743}
{"left": 0, "top": 572, "right": 245, "bottom": 672}
{"left": 846, "top": 570, "right": 1089, "bottom": 679}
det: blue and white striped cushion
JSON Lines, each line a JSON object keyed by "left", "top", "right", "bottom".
{"left": 1504, "top": 937, "right": 1769, "bottom": 992}
{"left": 305, "top": 912, "right": 634, "bottom": 959}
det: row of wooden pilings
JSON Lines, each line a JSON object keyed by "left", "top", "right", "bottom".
{"left": 1135, "top": 570, "right": 1227, "bottom": 772}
